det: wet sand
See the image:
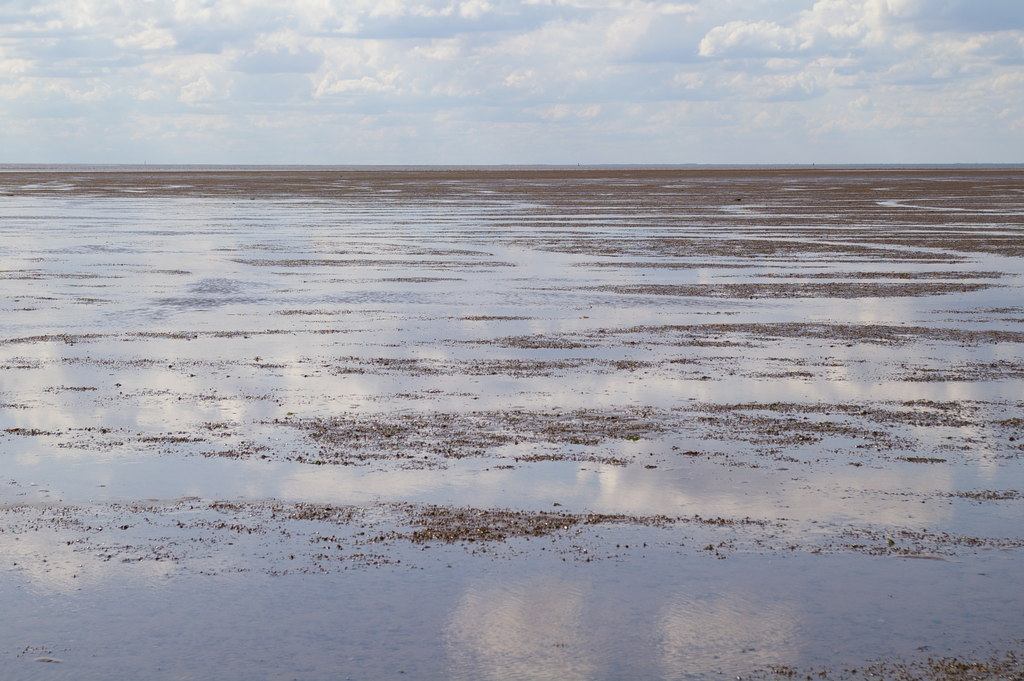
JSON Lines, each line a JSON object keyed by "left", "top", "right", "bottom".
{"left": 1, "top": 167, "right": 1023, "bottom": 680}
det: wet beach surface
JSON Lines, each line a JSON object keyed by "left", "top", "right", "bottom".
{"left": 1, "top": 167, "right": 1023, "bottom": 680}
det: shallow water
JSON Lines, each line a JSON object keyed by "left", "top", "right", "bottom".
{"left": 5, "top": 550, "right": 1022, "bottom": 680}
{"left": 2, "top": 167, "right": 1023, "bottom": 680}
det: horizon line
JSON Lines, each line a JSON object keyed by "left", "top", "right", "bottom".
{"left": 2, "top": 162, "right": 1023, "bottom": 171}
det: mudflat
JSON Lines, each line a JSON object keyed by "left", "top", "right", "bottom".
{"left": 1, "top": 167, "right": 1022, "bottom": 680}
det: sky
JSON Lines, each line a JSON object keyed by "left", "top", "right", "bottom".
{"left": 1, "top": 0, "right": 1022, "bottom": 164}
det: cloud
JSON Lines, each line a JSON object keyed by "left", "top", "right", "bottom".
{"left": 699, "top": 20, "right": 802, "bottom": 57}
{"left": 0, "top": 0, "right": 1021, "bottom": 162}
{"left": 699, "top": 0, "right": 1024, "bottom": 60}
{"left": 114, "top": 27, "right": 177, "bottom": 51}
{"left": 698, "top": 1, "right": 874, "bottom": 58}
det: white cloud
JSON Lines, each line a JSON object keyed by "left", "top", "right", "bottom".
{"left": 0, "top": 0, "right": 1020, "bottom": 162}
{"left": 0, "top": 56, "right": 33, "bottom": 76}
{"left": 179, "top": 74, "right": 217, "bottom": 103}
{"left": 412, "top": 38, "right": 463, "bottom": 60}
{"left": 698, "top": 0, "right": 878, "bottom": 58}
{"left": 114, "top": 27, "right": 177, "bottom": 51}
{"left": 528, "top": 102, "right": 603, "bottom": 120}
{"left": 699, "top": 20, "right": 802, "bottom": 57}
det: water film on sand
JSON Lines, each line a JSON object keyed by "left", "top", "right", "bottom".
{"left": 1, "top": 166, "right": 1023, "bottom": 680}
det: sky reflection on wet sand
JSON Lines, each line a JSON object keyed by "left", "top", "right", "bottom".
{"left": 1, "top": 167, "right": 1023, "bottom": 680}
